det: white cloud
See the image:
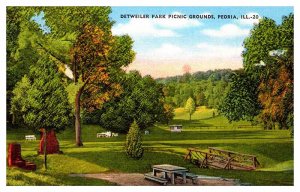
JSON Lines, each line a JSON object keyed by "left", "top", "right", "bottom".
{"left": 196, "top": 42, "right": 243, "bottom": 58}
{"left": 140, "top": 43, "right": 184, "bottom": 59}
{"left": 140, "top": 41, "right": 243, "bottom": 61}
{"left": 238, "top": 12, "right": 261, "bottom": 26}
{"left": 201, "top": 24, "right": 250, "bottom": 38}
{"left": 128, "top": 42, "right": 244, "bottom": 78}
{"left": 112, "top": 19, "right": 177, "bottom": 38}
{"left": 112, "top": 12, "right": 201, "bottom": 38}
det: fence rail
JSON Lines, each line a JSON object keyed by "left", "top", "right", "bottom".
{"left": 184, "top": 147, "right": 260, "bottom": 171}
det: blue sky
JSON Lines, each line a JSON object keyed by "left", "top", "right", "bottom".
{"left": 110, "top": 7, "right": 293, "bottom": 78}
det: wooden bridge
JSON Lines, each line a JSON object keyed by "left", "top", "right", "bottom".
{"left": 184, "top": 147, "right": 260, "bottom": 171}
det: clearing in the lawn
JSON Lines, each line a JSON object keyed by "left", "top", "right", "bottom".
{"left": 6, "top": 107, "right": 293, "bottom": 186}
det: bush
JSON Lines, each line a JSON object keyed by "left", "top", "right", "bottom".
{"left": 125, "top": 121, "right": 143, "bottom": 159}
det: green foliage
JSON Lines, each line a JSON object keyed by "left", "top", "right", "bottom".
{"left": 242, "top": 13, "right": 293, "bottom": 129}
{"left": 42, "top": 7, "right": 113, "bottom": 39}
{"left": 156, "top": 69, "right": 233, "bottom": 84}
{"left": 243, "top": 17, "right": 279, "bottom": 72}
{"left": 218, "top": 72, "right": 261, "bottom": 122}
{"left": 161, "top": 78, "right": 230, "bottom": 109}
{"left": 10, "top": 56, "right": 72, "bottom": 132}
{"left": 6, "top": 7, "right": 136, "bottom": 146}
{"left": 158, "top": 103, "right": 175, "bottom": 125}
{"left": 184, "top": 97, "right": 196, "bottom": 120}
{"left": 125, "top": 121, "right": 144, "bottom": 159}
{"left": 92, "top": 71, "right": 164, "bottom": 133}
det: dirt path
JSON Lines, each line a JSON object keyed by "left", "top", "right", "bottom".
{"left": 70, "top": 173, "right": 241, "bottom": 186}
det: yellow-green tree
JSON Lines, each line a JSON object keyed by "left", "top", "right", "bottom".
{"left": 185, "top": 97, "right": 196, "bottom": 121}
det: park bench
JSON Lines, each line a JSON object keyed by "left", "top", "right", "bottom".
{"left": 144, "top": 172, "right": 168, "bottom": 185}
{"left": 25, "top": 135, "right": 36, "bottom": 141}
{"left": 174, "top": 172, "right": 198, "bottom": 184}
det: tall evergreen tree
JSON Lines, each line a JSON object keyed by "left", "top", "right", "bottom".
{"left": 125, "top": 121, "right": 143, "bottom": 159}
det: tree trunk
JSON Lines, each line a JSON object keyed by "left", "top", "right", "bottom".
{"left": 75, "top": 87, "right": 84, "bottom": 147}
{"left": 279, "top": 120, "right": 288, "bottom": 130}
{"left": 44, "top": 130, "right": 47, "bottom": 170}
{"left": 189, "top": 113, "right": 192, "bottom": 121}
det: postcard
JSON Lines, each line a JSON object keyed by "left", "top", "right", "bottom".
{"left": 4, "top": 5, "right": 295, "bottom": 190}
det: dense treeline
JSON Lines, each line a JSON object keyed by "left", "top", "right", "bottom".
{"left": 156, "top": 69, "right": 233, "bottom": 84}
{"left": 158, "top": 69, "right": 233, "bottom": 109}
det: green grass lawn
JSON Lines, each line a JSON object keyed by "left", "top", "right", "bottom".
{"left": 6, "top": 107, "right": 294, "bottom": 186}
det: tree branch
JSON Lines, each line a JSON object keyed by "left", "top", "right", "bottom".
{"left": 36, "top": 41, "right": 74, "bottom": 79}
{"left": 36, "top": 41, "right": 67, "bottom": 66}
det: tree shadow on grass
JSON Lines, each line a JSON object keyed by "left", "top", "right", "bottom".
{"left": 64, "top": 150, "right": 194, "bottom": 173}
{"left": 143, "top": 130, "right": 288, "bottom": 142}
{"left": 62, "top": 149, "right": 293, "bottom": 186}
{"left": 170, "top": 119, "right": 212, "bottom": 128}
{"left": 189, "top": 167, "right": 293, "bottom": 186}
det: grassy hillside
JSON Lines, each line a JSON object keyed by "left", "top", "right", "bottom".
{"left": 6, "top": 107, "right": 293, "bottom": 186}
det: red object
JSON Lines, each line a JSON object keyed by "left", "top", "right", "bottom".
{"left": 38, "top": 129, "right": 61, "bottom": 154}
{"left": 7, "top": 143, "right": 36, "bottom": 171}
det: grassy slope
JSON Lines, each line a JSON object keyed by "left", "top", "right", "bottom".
{"left": 6, "top": 107, "right": 293, "bottom": 186}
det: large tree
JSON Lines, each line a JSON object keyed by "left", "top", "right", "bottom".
{"left": 10, "top": 56, "right": 72, "bottom": 168}
{"left": 7, "top": 7, "right": 41, "bottom": 126}
{"left": 218, "top": 71, "right": 261, "bottom": 122}
{"left": 42, "top": 7, "right": 135, "bottom": 146}
{"left": 11, "top": 57, "right": 71, "bottom": 131}
{"left": 7, "top": 7, "right": 135, "bottom": 146}
{"left": 242, "top": 14, "right": 293, "bottom": 129}
{"left": 69, "top": 24, "right": 134, "bottom": 146}
{"left": 94, "top": 71, "right": 165, "bottom": 133}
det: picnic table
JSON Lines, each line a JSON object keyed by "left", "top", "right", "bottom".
{"left": 152, "top": 164, "right": 188, "bottom": 184}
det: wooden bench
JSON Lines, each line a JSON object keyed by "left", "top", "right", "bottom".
{"left": 96, "top": 133, "right": 107, "bottom": 138}
{"left": 144, "top": 172, "right": 168, "bottom": 185}
{"left": 175, "top": 172, "right": 198, "bottom": 184}
{"left": 25, "top": 135, "right": 36, "bottom": 141}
